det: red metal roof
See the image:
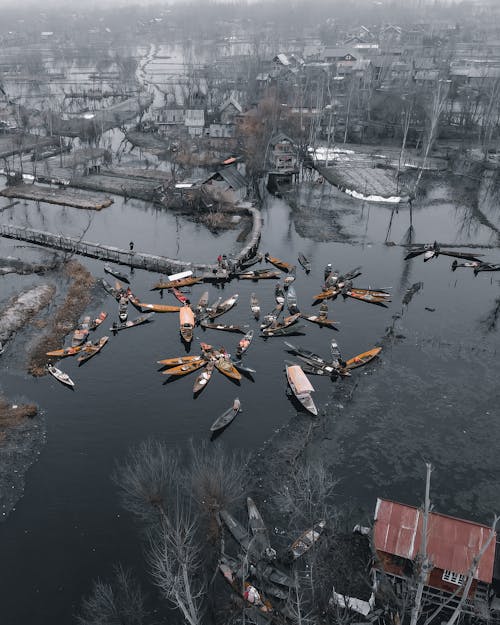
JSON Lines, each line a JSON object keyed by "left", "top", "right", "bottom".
{"left": 374, "top": 499, "right": 496, "bottom": 583}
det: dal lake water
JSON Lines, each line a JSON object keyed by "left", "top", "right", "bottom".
{"left": 0, "top": 177, "right": 499, "bottom": 624}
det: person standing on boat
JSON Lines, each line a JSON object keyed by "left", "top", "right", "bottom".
{"left": 129, "top": 241, "right": 134, "bottom": 251}
{"left": 319, "top": 302, "right": 328, "bottom": 318}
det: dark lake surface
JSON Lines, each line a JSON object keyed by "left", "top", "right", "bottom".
{"left": 0, "top": 179, "right": 499, "bottom": 624}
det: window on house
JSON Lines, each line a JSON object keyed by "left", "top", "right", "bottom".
{"left": 442, "top": 570, "right": 465, "bottom": 586}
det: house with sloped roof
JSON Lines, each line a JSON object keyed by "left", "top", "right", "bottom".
{"left": 202, "top": 166, "right": 248, "bottom": 203}
{"left": 219, "top": 95, "right": 243, "bottom": 124}
{"left": 373, "top": 498, "right": 499, "bottom": 620}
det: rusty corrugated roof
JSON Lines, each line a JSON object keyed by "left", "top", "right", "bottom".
{"left": 374, "top": 499, "right": 496, "bottom": 583}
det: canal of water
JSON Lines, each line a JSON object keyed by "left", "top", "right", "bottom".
{"left": 0, "top": 177, "right": 499, "bottom": 624}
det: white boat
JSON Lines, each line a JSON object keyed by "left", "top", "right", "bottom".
{"left": 286, "top": 364, "right": 317, "bottom": 415}
{"left": 168, "top": 270, "right": 193, "bottom": 282}
{"left": 48, "top": 364, "right": 75, "bottom": 388}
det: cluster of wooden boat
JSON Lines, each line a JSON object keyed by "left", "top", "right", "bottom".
{"left": 218, "top": 497, "right": 326, "bottom": 616}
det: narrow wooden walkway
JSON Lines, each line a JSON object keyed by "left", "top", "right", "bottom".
{"left": 0, "top": 206, "right": 262, "bottom": 274}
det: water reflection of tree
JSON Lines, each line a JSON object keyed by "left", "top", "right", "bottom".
{"left": 481, "top": 295, "right": 500, "bottom": 333}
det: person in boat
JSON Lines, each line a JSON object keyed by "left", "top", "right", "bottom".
{"left": 112, "top": 321, "right": 118, "bottom": 331}
{"left": 319, "top": 302, "right": 328, "bottom": 318}
{"left": 129, "top": 241, "right": 134, "bottom": 251}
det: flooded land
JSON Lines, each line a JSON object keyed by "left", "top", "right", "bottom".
{"left": 1, "top": 2, "right": 500, "bottom": 624}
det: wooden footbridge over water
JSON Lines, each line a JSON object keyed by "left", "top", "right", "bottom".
{"left": 0, "top": 206, "right": 262, "bottom": 274}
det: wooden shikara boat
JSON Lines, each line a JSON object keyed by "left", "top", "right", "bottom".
{"left": 90, "top": 311, "right": 108, "bottom": 330}
{"left": 344, "top": 287, "right": 391, "bottom": 299}
{"left": 284, "top": 341, "right": 328, "bottom": 366}
{"left": 238, "top": 269, "right": 280, "bottom": 280}
{"left": 151, "top": 276, "right": 201, "bottom": 290}
{"left": 275, "top": 284, "right": 285, "bottom": 305}
{"left": 77, "top": 336, "right": 109, "bottom": 365}
{"left": 210, "top": 397, "right": 241, "bottom": 432}
{"left": 72, "top": 315, "right": 91, "bottom": 346}
{"left": 48, "top": 364, "right": 75, "bottom": 388}
{"left": 46, "top": 345, "right": 84, "bottom": 358}
{"left": 312, "top": 287, "right": 340, "bottom": 302}
{"left": 250, "top": 293, "right": 260, "bottom": 319}
{"left": 193, "top": 360, "right": 215, "bottom": 394}
{"left": 283, "top": 270, "right": 296, "bottom": 288}
{"left": 179, "top": 305, "right": 195, "bottom": 343}
{"left": 171, "top": 287, "right": 189, "bottom": 304}
{"left": 136, "top": 302, "right": 180, "bottom": 313}
{"left": 474, "top": 262, "right": 500, "bottom": 274}
{"left": 247, "top": 497, "right": 272, "bottom": 555}
{"left": 345, "top": 291, "right": 389, "bottom": 306}
{"left": 286, "top": 364, "right": 318, "bottom": 415}
{"left": 104, "top": 264, "right": 130, "bottom": 284}
{"left": 236, "top": 330, "right": 254, "bottom": 358}
{"left": 298, "top": 253, "right": 311, "bottom": 273}
{"left": 286, "top": 286, "right": 299, "bottom": 314}
{"left": 261, "top": 323, "right": 305, "bottom": 337}
{"left": 163, "top": 359, "right": 207, "bottom": 376}
{"left": 201, "top": 321, "right": 249, "bottom": 334}
{"left": 195, "top": 291, "right": 209, "bottom": 321}
{"left": 118, "top": 297, "right": 128, "bottom": 322}
{"left": 295, "top": 361, "right": 342, "bottom": 377}
{"left": 300, "top": 314, "right": 339, "bottom": 329}
{"left": 219, "top": 558, "right": 273, "bottom": 614}
{"left": 215, "top": 357, "right": 242, "bottom": 380}
{"left": 157, "top": 355, "right": 204, "bottom": 366}
{"left": 345, "top": 347, "right": 382, "bottom": 370}
{"left": 100, "top": 278, "right": 122, "bottom": 301}
{"left": 283, "top": 312, "right": 301, "bottom": 327}
{"left": 264, "top": 253, "right": 292, "bottom": 273}
{"left": 291, "top": 520, "right": 326, "bottom": 559}
{"left": 238, "top": 253, "right": 263, "bottom": 271}
{"left": 208, "top": 294, "right": 238, "bottom": 319}
{"left": 111, "top": 313, "right": 154, "bottom": 332}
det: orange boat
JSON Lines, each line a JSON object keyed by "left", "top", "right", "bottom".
{"left": 162, "top": 360, "right": 207, "bottom": 376}
{"left": 215, "top": 357, "right": 242, "bottom": 381}
{"left": 179, "top": 305, "right": 195, "bottom": 343}
{"left": 157, "top": 355, "right": 204, "bottom": 366}
{"left": 312, "top": 288, "right": 340, "bottom": 302}
{"left": 264, "top": 253, "right": 293, "bottom": 273}
{"left": 300, "top": 314, "right": 339, "bottom": 329}
{"left": 46, "top": 345, "right": 84, "bottom": 357}
{"left": 345, "top": 347, "right": 382, "bottom": 370}
{"left": 138, "top": 302, "right": 181, "bottom": 313}
{"left": 152, "top": 277, "right": 202, "bottom": 290}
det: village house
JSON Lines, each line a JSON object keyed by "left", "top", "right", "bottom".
{"left": 184, "top": 109, "right": 205, "bottom": 137}
{"left": 372, "top": 498, "right": 500, "bottom": 621}
{"left": 202, "top": 166, "right": 248, "bottom": 204}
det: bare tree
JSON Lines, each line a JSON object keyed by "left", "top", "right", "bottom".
{"left": 77, "top": 565, "right": 152, "bottom": 625}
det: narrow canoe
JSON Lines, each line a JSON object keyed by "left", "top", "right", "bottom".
{"left": 300, "top": 314, "right": 339, "bottom": 329}
{"left": 347, "top": 288, "right": 391, "bottom": 299}
{"left": 46, "top": 345, "right": 83, "bottom": 357}
{"left": 210, "top": 397, "right": 241, "bottom": 432}
{"left": 193, "top": 360, "right": 215, "bottom": 394}
{"left": 291, "top": 520, "right": 326, "bottom": 558}
{"left": 104, "top": 265, "right": 130, "bottom": 284}
{"left": 201, "top": 321, "right": 249, "bottom": 334}
{"left": 286, "top": 364, "right": 317, "bottom": 415}
{"left": 208, "top": 294, "right": 239, "bottom": 319}
{"left": 110, "top": 314, "right": 154, "bottom": 331}
{"left": 298, "top": 253, "right": 311, "bottom": 272}
{"left": 172, "top": 287, "right": 189, "bottom": 304}
{"left": 250, "top": 293, "right": 260, "bottom": 319}
{"left": 345, "top": 347, "right": 382, "bottom": 370}
{"left": 157, "top": 355, "right": 204, "bottom": 366}
{"left": 215, "top": 358, "right": 242, "bottom": 380}
{"left": 163, "top": 359, "right": 207, "bottom": 376}
{"left": 77, "top": 336, "right": 109, "bottom": 364}
{"left": 151, "top": 277, "right": 202, "bottom": 290}
{"left": 313, "top": 288, "right": 340, "bottom": 302}
{"left": 238, "top": 270, "right": 280, "bottom": 280}
{"left": 48, "top": 364, "right": 75, "bottom": 388}
{"left": 238, "top": 253, "right": 263, "bottom": 270}
{"left": 264, "top": 253, "right": 292, "bottom": 273}
{"left": 100, "top": 278, "right": 122, "bottom": 301}
{"left": 346, "top": 292, "right": 389, "bottom": 306}
{"left": 261, "top": 324, "right": 305, "bottom": 337}
{"left": 219, "top": 559, "right": 273, "bottom": 614}
{"left": 247, "top": 497, "right": 272, "bottom": 554}
{"left": 137, "top": 302, "right": 180, "bottom": 313}
{"left": 236, "top": 330, "right": 254, "bottom": 357}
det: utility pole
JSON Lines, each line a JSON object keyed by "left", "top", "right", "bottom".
{"left": 410, "top": 462, "right": 433, "bottom": 625}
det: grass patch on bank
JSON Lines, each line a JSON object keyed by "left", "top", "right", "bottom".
{"left": 28, "top": 260, "right": 95, "bottom": 377}
{"left": 0, "top": 397, "right": 37, "bottom": 443}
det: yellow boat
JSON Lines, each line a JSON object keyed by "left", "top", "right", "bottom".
{"left": 46, "top": 345, "right": 84, "bottom": 357}
{"left": 312, "top": 288, "right": 340, "bottom": 302}
{"left": 138, "top": 302, "right": 181, "bottom": 313}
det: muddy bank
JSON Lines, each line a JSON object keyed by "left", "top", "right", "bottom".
{"left": 0, "top": 284, "right": 56, "bottom": 347}
{"left": 28, "top": 261, "right": 95, "bottom": 376}
{"left": 0, "top": 256, "right": 60, "bottom": 276}
{"left": 0, "top": 395, "right": 45, "bottom": 522}
{"left": 0, "top": 184, "right": 113, "bottom": 211}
